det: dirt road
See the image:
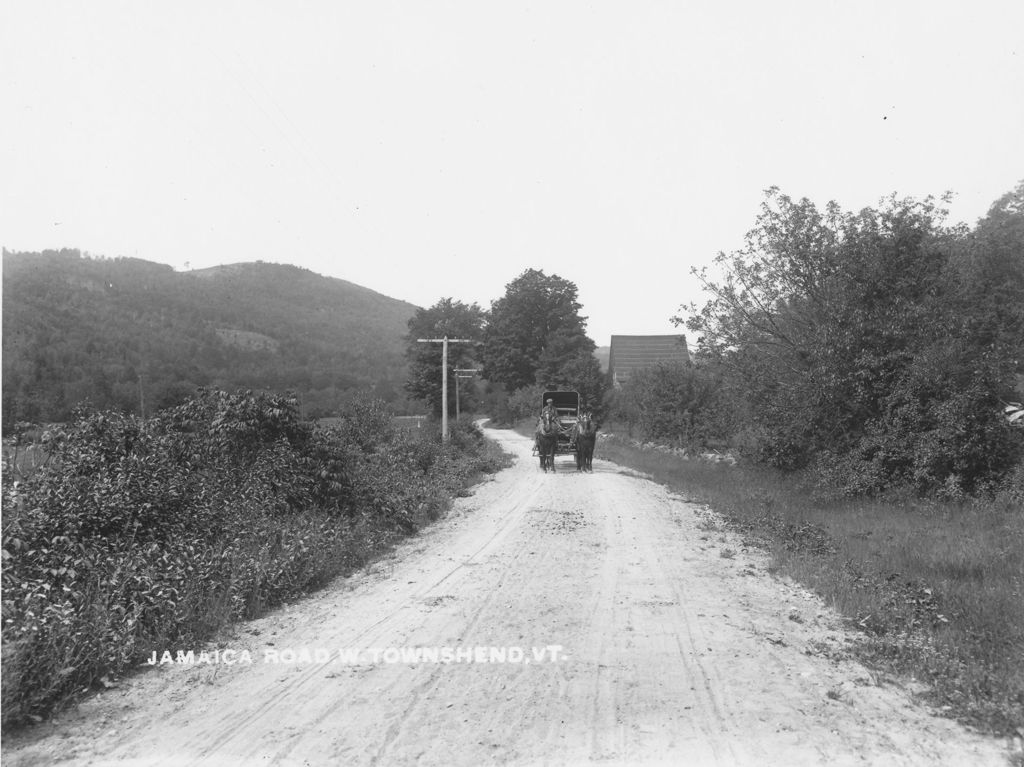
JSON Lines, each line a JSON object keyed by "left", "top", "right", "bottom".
{"left": 4, "top": 426, "right": 1011, "bottom": 766}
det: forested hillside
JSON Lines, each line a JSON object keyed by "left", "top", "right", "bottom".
{"left": 2, "top": 250, "right": 418, "bottom": 429}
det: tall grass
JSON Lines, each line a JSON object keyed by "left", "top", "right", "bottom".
{"left": 597, "top": 434, "right": 1024, "bottom": 736}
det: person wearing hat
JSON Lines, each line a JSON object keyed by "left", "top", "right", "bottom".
{"left": 540, "top": 398, "right": 558, "bottom": 422}
{"left": 540, "top": 397, "right": 565, "bottom": 452}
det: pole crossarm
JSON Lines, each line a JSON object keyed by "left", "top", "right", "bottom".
{"left": 415, "top": 337, "right": 477, "bottom": 441}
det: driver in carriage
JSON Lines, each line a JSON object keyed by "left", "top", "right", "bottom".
{"left": 541, "top": 397, "right": 568, "bottom": 445}
{"left": 540, "top": 398, "right": 558, "bottom": 423}
{"left": 535, "top": 398, "right": 557, "bottom": 455}
{"left": 537, "top": 398, "right": 561, "bottom": 452}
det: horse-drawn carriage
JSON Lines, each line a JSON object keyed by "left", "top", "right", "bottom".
{"left": 534, "top": 390, "right": 597, "bottom": 472}
{"left": 542, "top": 391, "right": 580, "bottom": 455}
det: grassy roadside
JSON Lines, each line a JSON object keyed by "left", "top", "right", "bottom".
{"left": 595, "top": 432, "right": 1023, "bottom": 738}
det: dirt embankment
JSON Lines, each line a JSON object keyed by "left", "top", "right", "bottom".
{"left": 3, "top": 426, "right": 1012, "bottom": 766}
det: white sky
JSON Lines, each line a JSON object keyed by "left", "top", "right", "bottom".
{"left": 2, "top": 1, "right": 1022, "bottom": 346}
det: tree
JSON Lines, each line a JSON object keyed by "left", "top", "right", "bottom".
{"left": 540, "top": 350, "right": 607, "bottom": 418}
{"left": 956, "top": 180, "right": 1024, "bottom": 356}
{"left": 404, "top": 298, "right": 486, "bottom": 417}
{"left": 679, "top": 187, "right": 1023, "bottom": 495}
{"left": 482, "top": 269, "right": 598, "bottom": 394}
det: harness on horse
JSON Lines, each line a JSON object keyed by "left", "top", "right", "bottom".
{"left": 571, "top": 412, "right": 594, "bottom": 439}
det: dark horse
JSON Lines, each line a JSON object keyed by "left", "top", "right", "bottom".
{"left": 573, "top": 411, "right": 597, "bottom": 472}
{"left": 535, "top": 412, "right": 559, "bottom": 472}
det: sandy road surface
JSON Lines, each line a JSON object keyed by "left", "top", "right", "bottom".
{"left": 4, "top": 426, "right": 1011, "bottom": 766}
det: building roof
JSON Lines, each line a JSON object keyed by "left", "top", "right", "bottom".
{"left": 607, "top": 334, "right": 689, "bottom": 386}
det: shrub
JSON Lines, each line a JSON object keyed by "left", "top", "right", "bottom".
{"left": 609, "top": 362, "right": 730, "bottom": 449}
{"left": 1, "top": 388, "right": 508, "bottom": 726}
{"left": 674, "top": 185, "right": 1024, "bottom": 497}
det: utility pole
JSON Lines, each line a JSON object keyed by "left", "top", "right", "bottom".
{"left": 415, "top": 336, "right": 473, "bottom": 441}
{"left": 454, "top": 368, "right": 480, "bottom": 422}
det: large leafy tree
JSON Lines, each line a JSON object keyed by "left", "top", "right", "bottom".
{"left": 679, "top": 186, "right": 1023, "bottom": 495}
{"left": 538, "top": 347, "right": 607, "bottom": 416}
{"left": 482, "top": 269, "right": 599, "bottom": 398}
{"left": 956, "top": 180, "right": 1024, "bottom": 356}
{"left": 404, "top": 298, "right": 486, "bottom": 417}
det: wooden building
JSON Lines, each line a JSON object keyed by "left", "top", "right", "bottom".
{"left": 607, "top": 335, "right": 689, "bottom": 387}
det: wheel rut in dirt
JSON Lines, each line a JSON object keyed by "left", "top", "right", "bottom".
{"left": 1, "top": 425, "right": 1011, "bottom": 766}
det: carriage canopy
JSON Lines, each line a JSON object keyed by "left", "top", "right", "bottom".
{"left": 541, "top": 391, "right": 580, "bottom": 421}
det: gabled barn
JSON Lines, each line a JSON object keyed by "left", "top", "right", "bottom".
{"left": 607, "top": 335, "right": 689, "bottom": 388}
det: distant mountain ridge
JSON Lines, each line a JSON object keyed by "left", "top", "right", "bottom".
{"left": 2, "top": 249, "right": 419, "bottom": 428}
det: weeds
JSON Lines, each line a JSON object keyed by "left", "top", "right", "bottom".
{"left": 1, "top": 392, "right": 510, "bottom": 727}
